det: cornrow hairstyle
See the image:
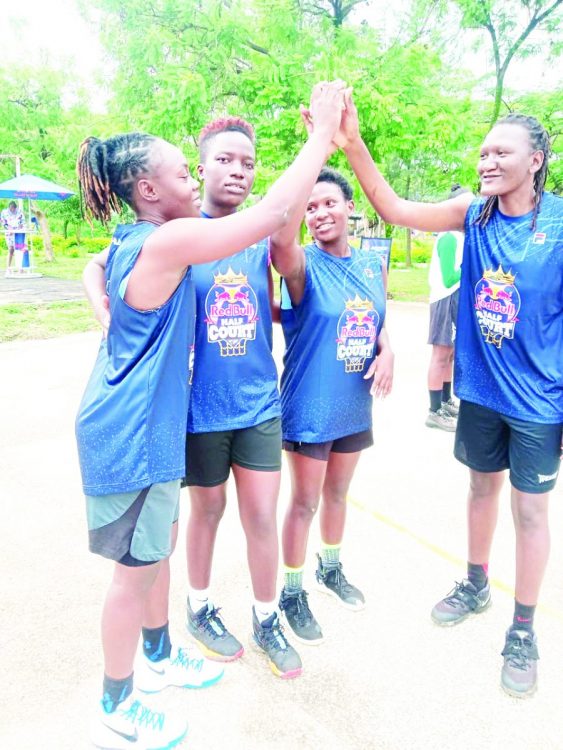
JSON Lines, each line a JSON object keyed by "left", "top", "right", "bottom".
{"left": 316, "top": 167, "right": 354, "bottom": 202}
{"left": 475, "top": 113, "right": 551, "bottom": 231}
{"left": 198, "top": 117, "right": 255, "bottom": 161}
{"left": 77, "top": 132, "right": 157, "bottom": 224}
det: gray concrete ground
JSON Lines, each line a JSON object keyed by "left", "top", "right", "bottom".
{"left": 1, "top": 301, "right": 562, "bottom": 750}
{"left": 0, "top": 275, "right": 84, "bottom": 304}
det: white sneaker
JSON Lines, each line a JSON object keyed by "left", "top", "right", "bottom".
{"left": 92, "top": 691, "right": 187, "bottom": 749}
{"left": 425, "top": 408, "right": 457, "bottom": 432}
{"left": 441, "top": 398, "right": 459, "bottom": 417}
{"left": 135, "top": 645, "right": 224, "bottom": 693}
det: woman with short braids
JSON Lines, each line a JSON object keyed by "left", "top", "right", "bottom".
{"left": 75, "top": 81, "right": 344, "bottom": 750}
{"left": 335, "top": 101, "right": 562, "bottom": 699}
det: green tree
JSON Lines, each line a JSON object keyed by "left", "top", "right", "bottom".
{"left": 452, "top": 0, "right": 563, "bottom": 124}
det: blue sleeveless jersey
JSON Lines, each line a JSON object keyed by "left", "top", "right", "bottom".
{"left": 281, "top": 243, "right": 386, "bottom": 442}
{"left": 455, "top": 192, "right": 562, "bottom": 423}
{"left": 188, "top": 233, "right": 280, "bottom": 432}
{"left": 76, "top": 222, "right": 196, "bottom": 495}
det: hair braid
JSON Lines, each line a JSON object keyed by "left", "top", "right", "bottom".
{"left": 475, "top": 113, "right": 551, "bottom": 231}
{"left": 77, "top": 132, "right": 157, "bottom": 224}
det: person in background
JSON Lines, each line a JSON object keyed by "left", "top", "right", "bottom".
{"left": 425, "top": 184, "right": 470, "bottom": 432}
{"left": 1, "top": 200, "right": 25, "bottom": 269}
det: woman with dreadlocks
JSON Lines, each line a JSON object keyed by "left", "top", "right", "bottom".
{"left": 75, "top": 81, "right": 344, "bottom": 750}
{"left": 332, "top": 98, "right": 562, "bottom": 699}
{"left": 84, "top": 116, "right": 304, "bottom": 681}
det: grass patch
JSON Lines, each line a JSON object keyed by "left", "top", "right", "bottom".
{"left": 0, "top": 300, "right": 99, "bottom": 343}
{"left": 33, "top": 253, "right": 91, "bottom": 281}
{"left": 1, "top": 251, "right": 429, "bottom": 344}
{"left": 388, "top": 266, "right": 429, "bottom": 303}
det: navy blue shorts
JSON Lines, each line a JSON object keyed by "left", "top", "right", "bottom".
{"left": 454, "top": 400, "right": 562, "bottom": 493}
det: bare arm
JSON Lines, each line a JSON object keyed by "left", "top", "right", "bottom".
{"left": 340, "top": 95, "right": 473, "bottom": 233}
{"left": 82, "top": 247, "right": 111, "bottom": 335}
{"left": 127, "top": 81, "right": 346, "bottom": 310}
{"left": 267, "top": 265, "right": 281, "bottom": 324}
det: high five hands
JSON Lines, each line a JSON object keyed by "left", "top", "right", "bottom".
{"left": 301, "top": 82, "right": 360, "bottom": 156}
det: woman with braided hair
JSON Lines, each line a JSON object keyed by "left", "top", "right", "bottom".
{"left": 83, "top": 116, "right": 305, "bottom": 681}
{"left": 75, "top": 81, "right": 344, "bottom": 750}
{"left": 331, "top": 102, "right": 562, "bottom": 698}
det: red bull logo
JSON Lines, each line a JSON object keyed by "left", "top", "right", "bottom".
{"left": 474, "top": 266, "right": 520, "bottom": 349}
{"left": 204, "top": 267, "right": 258, "bottom": 356}
{"left": 336, "top": 295, "right": 378, "bottom": 372}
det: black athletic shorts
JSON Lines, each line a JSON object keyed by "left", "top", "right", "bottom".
{"left": 428, "top": 289, "right": 459, "bottom": 347}
{"left": 183, "top": 416, "right": 282, "bottom": 487}
{"left": 454, "top": 400, "right": 562, "bottom": 493}
{"left": 282, "top": 429, "right": 374, "bottom": 462}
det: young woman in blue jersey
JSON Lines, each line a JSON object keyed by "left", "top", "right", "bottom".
{"left": 84, "top": 117, "right": 303, "bottom": 680}
{"left": 271, "top": 166, "right": 395, "bottom": 645}
{"left": 335, "top": 95, "right": 562, "bottom": 698}
{"left": 183, "top": 117, "right": 300, "bottom": 679}
{"left": 75, "top": 81, "right": 344, "bottom": 750}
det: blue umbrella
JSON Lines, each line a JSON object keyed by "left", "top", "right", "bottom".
{"left": 0, "top": 175, "right": 74, "bottom": 276}
{"left": 0, "top": 173, "right": 74, "bottom": 201}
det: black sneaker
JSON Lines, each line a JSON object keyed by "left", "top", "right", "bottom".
{"left": 501, "top": 628, "right": 539, "bottom": 698}
{"left": 431, "top": 579, "right": 491, "bottom": 626}
{"left": 186, "top": 600, "right": 244, "bottom": 662}
{"left": 279, "top": 588, "right": 324, "bottom": 645}
{"left": 315, "top": 554, "right": 365, "bottom": 610}
{"left": 252, "top": 608, "right": 302, "bottom": 679}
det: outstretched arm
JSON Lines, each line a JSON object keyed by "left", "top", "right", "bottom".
{"left": 269, "top": 86, "right": 347, "bottom": 306}
{"left": 129, "top": 81, "right": 346, "bottom": 310}
{"left": 340, "top": 94, "right": 472, "bottom": 233}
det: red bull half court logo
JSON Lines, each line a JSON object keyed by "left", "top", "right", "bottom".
{"left": 204, "top": 267, "right": 259, "bottom": 356}
{"left": 474, "top": 265, "right": 520, "bottom": 349}
{"left": 336, "top": 295, "right": 378, "bottom": 372}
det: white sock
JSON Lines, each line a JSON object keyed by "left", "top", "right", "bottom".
{"left": 254, "top": 598, "right": 278, "bottom": 624}
{"left": 189, "top": 587, "right": 211, "bottom": 612}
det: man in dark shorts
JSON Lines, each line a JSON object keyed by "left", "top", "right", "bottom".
{"left": 425, "top": 185, "right": 469, "bottom": 431}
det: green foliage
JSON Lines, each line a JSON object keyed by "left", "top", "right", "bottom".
{"left": 0, "top": 0, "right": 560, "bottom": 244}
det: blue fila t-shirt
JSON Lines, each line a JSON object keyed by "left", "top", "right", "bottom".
{"left": 187, "top": 229, "right": 280, "bottom": 433}
{"left": 455, "top": 192, "right": 563, "bottom": 423}
{"left": 281, "top": 243, "right": 386, "bottom": 443}
{"left": 76, "top": 222, "right": 196, "bottom": 495}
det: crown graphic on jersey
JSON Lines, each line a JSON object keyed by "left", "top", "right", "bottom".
{"left": 345, "top": 294, "right": 373, "bottom": 312}
{"left": 213, "top": 267, "right": 248, "bottom": 286}
{"left": 483, "top": 266, "right": 516, "bottom": 285}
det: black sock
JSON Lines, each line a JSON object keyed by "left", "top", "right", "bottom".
{"left": 102, "top": 673, "right": 133, "bottom": 714}
{"left": 513, "top": 601, "right": 535, "bottom": 633}
{"left": 142, "top": 622, "right": 172, "bottom": 662}
{"left": 429, "top": 390, "right": 442, "bottom": 412}
{"left": 467, "top": 562, "right": 488, "bottom": 591}
{"left": 442, "top": 381, "right": 452, "bottom": 402}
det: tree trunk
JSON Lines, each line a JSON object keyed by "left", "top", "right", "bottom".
{"left": 405, "top": 226, "right": 412, "bottom": 268}
{"left": 404, "top": 171, "right": 412, "bottom": 267}
{"left": 32, "top": 207, "right": 54, "bottom": 261}
{"left": 63, "top": 219, "right": 69, "bottom": 240}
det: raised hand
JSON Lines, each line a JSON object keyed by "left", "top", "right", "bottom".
{"left": 307, "top": 80, "right": 347, "bottom": 143}
{"left": 334, "top": 89, "right": 360, "bottom": 150}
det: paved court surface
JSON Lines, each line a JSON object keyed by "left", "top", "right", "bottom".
{"left": 0, "top": 275, "right": 84, "bottom": 304}
{"left": 1, "top": 301, "right": 562, "bottom": 750}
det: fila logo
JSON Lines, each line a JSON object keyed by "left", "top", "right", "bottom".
{"left": 532, "top": 232, "right": 546, "bottom": 245}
